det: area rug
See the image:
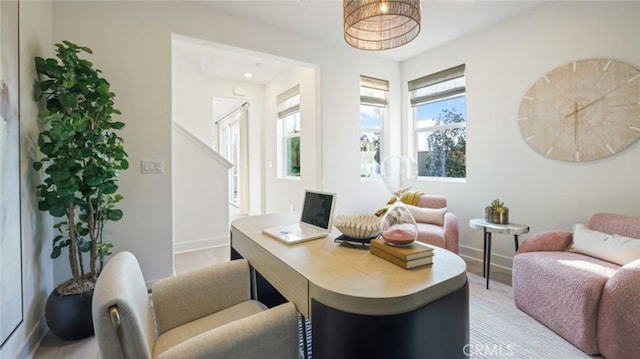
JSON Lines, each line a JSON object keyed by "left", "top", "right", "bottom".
{"left": 300, "top": 273, "right": 602, "bottom": 358}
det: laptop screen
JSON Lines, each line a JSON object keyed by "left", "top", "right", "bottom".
{"left": 300, "top": 190, "right": 335, "bottom": 230}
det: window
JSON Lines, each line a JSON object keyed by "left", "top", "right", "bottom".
{"left": 214, "top": 102, "right": 250, "bottom": 213}
{"left": 277, "top": 85, "right": 301, "bottom": 177}
{"left": 360, "top": 76, "right": 388, "bottom": 178}
{"left": 218, "top": 116, "right": 240, "bottom": 206}
{"left": 409, "top": 64, "right": 466, "bottom": 178}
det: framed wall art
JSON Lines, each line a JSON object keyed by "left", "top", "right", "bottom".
{"left": 0, "top": 0, "right": 23, "bottom": 347}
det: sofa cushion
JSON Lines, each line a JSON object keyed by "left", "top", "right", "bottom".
{"left": 513, "top": 251, "right": 619, "bottom": 354}
{"left": 416, "top": 223, "right": 446, "bottom": 249}
{"left": 588, "top": 212, "right": 640, "bottom": 239}
{"left": 571, "top": 224, "right": 640, "bottom": 265}
{"left": 407, "top": 205, "right": 446, "bottom": 226}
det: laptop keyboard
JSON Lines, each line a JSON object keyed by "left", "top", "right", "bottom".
{"left": 285, "top": 223, "right": 325, "bottom": 237}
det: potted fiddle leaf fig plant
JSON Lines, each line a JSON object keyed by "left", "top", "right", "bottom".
{"left": 33, "top": 40, "right": 129, "bottom": 340}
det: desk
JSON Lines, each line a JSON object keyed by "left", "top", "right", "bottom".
{"left": 469, "top": 218, "right": 530, "bottom": 289}
{"left": 231, "top": 213, "right": 469, "bottom": 359}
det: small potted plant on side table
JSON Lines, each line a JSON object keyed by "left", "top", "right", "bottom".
{"left": 485, "top": 198, "right": 509, "bottom": 224}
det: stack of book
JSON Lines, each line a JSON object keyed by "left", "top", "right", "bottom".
{"left": 370, "top": 238, "right": 434, "bottom": 269}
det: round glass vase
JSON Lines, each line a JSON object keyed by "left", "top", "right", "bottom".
{"left": 379, "top": 156, "right": 419, "bottom": 246}
{"left": 380, "top": 200, "right": 418, "bottom": 246}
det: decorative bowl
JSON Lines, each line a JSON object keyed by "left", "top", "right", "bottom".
{"left": 334, "top": 214, "right": 381, "bottom": 239}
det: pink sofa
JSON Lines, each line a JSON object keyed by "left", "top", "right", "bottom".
{"left": 414, "top": 195, "right": 459, "bottom": 254}
{"left": 512, "top": 213, "right": 640, "bottom": 358}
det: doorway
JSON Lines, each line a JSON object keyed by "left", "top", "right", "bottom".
{"left": 215, "top": 102, "right": 244, "bottom": 209}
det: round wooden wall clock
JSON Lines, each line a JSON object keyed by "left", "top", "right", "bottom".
{"left": 518, "top": 58, "right": 640, "bottom": 162}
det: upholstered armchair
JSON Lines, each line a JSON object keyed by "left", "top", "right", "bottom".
{"left": 409, "top": 195, "right": 459, "bottom": 254}
{"left": 93, "top": 251, "right": 300, "bottom": 359}
{"left": 512, "top": 213, "right": 640, "bottom": 359}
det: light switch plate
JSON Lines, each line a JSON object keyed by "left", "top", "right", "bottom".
{"left": 141, "top": 159, "right": 164, "bottom": 174}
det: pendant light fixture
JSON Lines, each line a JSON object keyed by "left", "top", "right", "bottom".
{"left": 343, "top": 0, "right": 421, "bottom": 51}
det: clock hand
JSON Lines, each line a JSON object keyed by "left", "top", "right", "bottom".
{"left": 564, "top": 95, "right": 604, "bottom": 118}
{"left": 565, "top": 80, "right": 631, "bottom": 118}
{"left": 574, "top": 94, "right": 605, "bottom": 114}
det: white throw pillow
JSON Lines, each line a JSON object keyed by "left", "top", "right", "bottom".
{"left": 570, "top": 223, "right": 640, "bottom": 265}
{"left": 407, "top": 205, "right": 447, "bottom": 226}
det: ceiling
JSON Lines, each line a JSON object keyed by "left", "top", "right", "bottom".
{"left": 196, "top": 0, "right": 543, "bottom": 62}
{"left": 178, "top": 1, "right": 544, "bottom": 120}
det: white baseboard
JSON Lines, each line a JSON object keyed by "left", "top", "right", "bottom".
{"left": 459, "top": 244, "right": 513, "bottom": 272}
{"left": 18, "top": 317, "right": 49, "bottom": 359}
{"left": 174, "top": 236, "right": 229, "bottom": 253}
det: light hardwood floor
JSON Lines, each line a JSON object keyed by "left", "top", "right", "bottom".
{"left": 32, "top": 247, "right": 510, "bottom": 359}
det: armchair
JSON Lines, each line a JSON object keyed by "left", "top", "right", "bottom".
{"left": 411, "top": 195, "right": 459, "bottom": 253}
{"left": 512, "top": 213, "right": 640, "bottom": 359}
{"left": 92, "top": 251, "right": 300, "bottom": 359}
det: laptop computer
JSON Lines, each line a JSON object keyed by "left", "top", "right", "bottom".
{"left": 262, "top": 190, "right": 337, "bottom": 244}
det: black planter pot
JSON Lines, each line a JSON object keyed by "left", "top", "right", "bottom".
{"left": 45, "top": 289, "right": 94, "bottom": 340}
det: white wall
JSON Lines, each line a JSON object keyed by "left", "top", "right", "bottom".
{"left": 10, "top": 2, "right": 639, "bottom": 355}
{"left": 264, "top": 66, "right": 320, "bottom": 213}
{"left": 172, "top": 37, "right": 265, "bottom": 218}
{"left": 172, "top": 37, "right": 265, "bottom": 149}
{"left": 49, "top": 0, "right": 399, "bottom": 283}
{"left": 172, "top": 123, "right": 231, "bottom": 254}
{"left": 320, "top": 56, "right": 404, "bottom": 215}
{"left": 46, "top": 0, "right": 640, "bottom": 286}
{"left": 52, "top": 2, "right": 176, "bottom": 284}
{"left": 402, "top": 1, "right": 640, "bottom": 268}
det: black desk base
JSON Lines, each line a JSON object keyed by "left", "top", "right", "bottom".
{"left": 232, "top": 241, "right": 470, "bottom": 359}
{"left": 312, "top": 281, "right": 469, "bottom": 359}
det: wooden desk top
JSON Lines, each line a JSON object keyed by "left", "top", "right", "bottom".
{"left": 231, "top": 212, "right": 467, "bottom": 318}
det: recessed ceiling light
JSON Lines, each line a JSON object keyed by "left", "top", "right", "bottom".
{"left": 244, "top": 72, "right": 253, "bottom": 78}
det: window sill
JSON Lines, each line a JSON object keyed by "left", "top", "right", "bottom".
{"left": 278, "top": 176, "right": 301, "bottom": 181}
{"left": 417, "top": 176, "right": 466, "bottom": 184}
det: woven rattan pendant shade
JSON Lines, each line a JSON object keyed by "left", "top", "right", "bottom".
{"left": 344, "top": 0, "right": 421, "bottom": 51}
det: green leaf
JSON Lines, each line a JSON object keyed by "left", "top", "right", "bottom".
{"left": 77, "top": 238, "right": 91, "bottom": 252}
{"left": 51, "top": 247, "right": 62, "bottom": 259}
{"left": 49, "top": 205, "right": 67, "bottom": 217}
{"left": 102, "top": 182, "right": 118, "bottom": 194}
{"left": 110, "top": 121, "right": 125, "bottom": 130}
{"left": 51, "top": 169, "right": 71, "bottom": 181}
{"left": 52, "top": 235, "right": 65, "bottom": 245}
{"left": 106, "top": 209, "right": 123, "bottom": 221}
{"left": 39, "top": 143, "right": 56, "bottom": 156}
{"left": 34, "top": 56, "right": 45, "bottom": 70}
{"left": 60, "top": 93, "right": 77, "bottom": 109}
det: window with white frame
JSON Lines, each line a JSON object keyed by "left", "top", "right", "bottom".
{"left": 409, "top": 64, "right": 466, "bottom": 178}
{"left": 277, "top": 85, "right": 301, "bottom": 178}
{"left": 217, "top": 113, "right": 240, "bottom": 206}
{"left": 360, "top": 76, "right": 388, "bottom": 178}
